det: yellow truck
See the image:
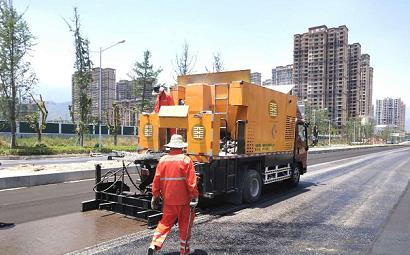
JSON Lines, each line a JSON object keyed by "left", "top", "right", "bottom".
{"left": 82, "top": 69, "right": 309, "bottom": 227}
{"left": 139, "top": 69, "right": 309, "bottom": 203}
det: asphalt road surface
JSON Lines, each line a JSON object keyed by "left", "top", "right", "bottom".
{"left": 0, "top": 146, "right": 405, "bottom": 224}
{"left": 70, "top": 145, "right": 410, "bottom": 255}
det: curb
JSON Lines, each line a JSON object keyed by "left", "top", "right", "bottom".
{"left": 308, "top": 144, "right": 400, "bottom": 154}
{"left": 0, "top": 153, "right": 90, "bottom": 160}
{"left": 0, "top": 168, "right": 112, "bottom": 190}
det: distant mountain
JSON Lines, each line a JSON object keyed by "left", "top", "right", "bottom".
{"left": 45, "top": 101, "right": 71, "bottom": 121}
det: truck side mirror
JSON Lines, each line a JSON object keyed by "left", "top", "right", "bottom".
{"left": 304, "top": 126, "right": 309, "bottom": 151}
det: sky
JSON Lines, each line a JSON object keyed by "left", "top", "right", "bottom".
{"left": 14, "top": 0, "right": 410, "bottom": 129}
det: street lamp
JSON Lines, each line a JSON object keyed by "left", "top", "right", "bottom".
{"left": 98, "top": 40, "right": 126, "bottom": 149}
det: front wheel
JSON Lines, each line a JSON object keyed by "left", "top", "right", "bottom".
{"left": 243, "top": 169, "right": 262, "bottom": 203}
{"left": 286, "top": 165, "right": 300, "bottom": 188}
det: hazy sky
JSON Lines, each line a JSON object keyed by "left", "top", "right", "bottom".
{"left": 14, "top": 0, "right": 410, "bottom": 127}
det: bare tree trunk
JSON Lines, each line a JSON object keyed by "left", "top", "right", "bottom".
{"left": 140, "top": 80, "right": 146, "bottom": 112}
{"left": 114, "top": 133, "right": 117, "bottom": 146}
{"left": 37, "top": 130, "right": 41, "bottom": 143}
{"left": 79, "top": 133, "right": 84, "bottom": 147}
{"left": 10, "top": 115, "right": 16, "bottom": 148}
{"left": 10, "top": 81, "right": 17, "bottom": 148}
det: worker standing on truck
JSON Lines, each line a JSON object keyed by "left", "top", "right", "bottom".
{"left": 152, "top": 85, "right": 176, "bottom": 137}
{"left": 152, "top": 84, "right": 174, "bottom": 113}
{"left": 148, "top": 134, "right": 199, "bottom": 255}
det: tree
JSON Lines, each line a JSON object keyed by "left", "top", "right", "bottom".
{"left": 0, "top": 0, "right": 37, "bottom": 148}
{"left": 129, "top": 50, "right": 162, "bottom": 112}
{"left": 304, "top": 102, "right": 329, "bottom": 145}
{"left": 25, "top": 93, "right": 48, "bottom": 144}
{"left": 106, "top": 102, "right": 121, "bottom": 146}
{"left": 175, "top": 40, "right": 196, "bottom": 77}
{"left": 68, "top": 104, "right": 75, "bottom": 123}
{"left": 205, "top": 52, "right": 224, "bottom": 73}
{"left": 65, "top": 7, "right": 93, "bottom": 146}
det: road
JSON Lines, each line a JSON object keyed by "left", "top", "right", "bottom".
{"left": 0, "top": 145, "right": 409, "bottom": 255}
{"left": 71, "top": 145, "right": 409, "bottom": 255}
{"left": 0, "top": 146, "right": 404, "bottom": 225}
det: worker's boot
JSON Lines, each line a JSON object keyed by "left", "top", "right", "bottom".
{"left": 147, "top": 246, "right": 154, "bottom": 255}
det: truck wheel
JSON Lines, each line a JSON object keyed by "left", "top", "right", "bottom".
{"left": 286, "top": 165, "right": 300, "bottom": 188}
{"left": 243, "top": 169, "right": 262, "bottom": 203}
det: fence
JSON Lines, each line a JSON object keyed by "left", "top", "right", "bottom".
{"left": 0, "top": 120, "right": 138, "bottom": 136}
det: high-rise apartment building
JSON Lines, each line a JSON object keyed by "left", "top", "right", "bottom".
{"left": 272, "top": 64, "right": 293, "bottom": 85}
{"left": 293, "top": 25, "right": 373, "bottom": 127}
{"left": 115, "top": 79, "right": 140, "bottom": 126}
{"left": 375, "top": 98, "right": 406, "bottom": 131}
{"left": 359, "top": 54, "right": 373, "bottom": 117}
{"left": 72, "top": 67, "right": 116, "bottom": 123}
{"left": 251, "top": 72, "right": 262, "bottom": 85}
{"left": 348, "top": 43, "right": 361, "bottom": 118}
{"left": 116, "top": 80, "right": 136, "bottom": 101}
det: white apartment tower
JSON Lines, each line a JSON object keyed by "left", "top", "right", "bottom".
{"left": 251, "top": 72, "right": 262, "bottom": 85}
{"left": 375, "top": 98, "right": 406, "bottom": 131}
{"left": 272, "top": 64, "right": 293, "bottom": 85}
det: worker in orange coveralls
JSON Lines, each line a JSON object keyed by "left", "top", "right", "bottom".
{"left": 152, "top": 84, "right": 174, "bottom": 113}
{"left": 148, "top": 134, "right": 199, "bottom": 255}
{"left": 152, "top": 85, "right": 176, "bottom": 136}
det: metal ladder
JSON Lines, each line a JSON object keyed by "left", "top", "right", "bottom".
{"left": 213, "top": 83, "right": 230, "bottom": 119}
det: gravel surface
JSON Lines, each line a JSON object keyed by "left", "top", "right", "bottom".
{"left": 72, "top": 146, "right": 410, "bottom": 255}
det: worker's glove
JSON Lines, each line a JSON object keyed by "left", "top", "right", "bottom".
{"left": 189, "top": 197, "right": 199, "bottom": 208}
{"left": 151, "top": 197, "right": 160, "bottom": 210}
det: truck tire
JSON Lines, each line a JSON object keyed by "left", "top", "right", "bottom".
{"left": 286, "top": 165, "right": 300, "bottom": 188}
{"left": 243, "top": 169, "right": 262, "bottom": 203}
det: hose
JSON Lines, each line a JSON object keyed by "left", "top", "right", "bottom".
{"left": 93, "top": 161, "right": 143, "bottom": 193}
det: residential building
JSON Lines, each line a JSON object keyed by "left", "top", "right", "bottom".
{"left": 293, "top": 25, "right": 349, "bottom": 127}
{"left": 251, "top": 72, "right": 262, "bottom": 85}
{"left": 375, "top": 97, "right": 406, "bottom": 131}
{"left": 116, "top": 80, "right": 136, "bottom": 101}
{"left": 72, "top": 67, "right": 116, "bottom": 123}
{"left": 359, "top": 54, "right": 373, "bottom": 117}
{"left": 272, "top": 64, "right": 293, "bottom": 85}
{"left": 262, "top": 79, "right": 273, "bottom": 86}
{"left": 347, "top": 43, "right": 361, "bottom": 118}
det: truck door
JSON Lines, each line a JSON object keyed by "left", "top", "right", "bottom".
{"left": 295, "top": 123, "right": 308, "bottom": 172}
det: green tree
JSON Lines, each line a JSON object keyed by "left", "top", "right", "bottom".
{"left": 304, "top": 102, "right": 329, "bottom": 144}
{"left": 25, "top": 93, "right": 48, "bottom": 144}
{"left": 0, "top": 0, "right": 37, "bottom": 148}
{"left": 106, "top": 102, "right": 121, "bottom": 146}
{"left": 65, "top": 7, "right": 92, "bottom": 146}
{"left": 129, "top": 50, "right": 162, "bottom": 112}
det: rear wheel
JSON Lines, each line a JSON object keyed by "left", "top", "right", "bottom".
{"left": 243, "top": 169, "right": 262, "bottom": 203}
{"left": 286, "top": 165, "right": 300, "bottom": 187}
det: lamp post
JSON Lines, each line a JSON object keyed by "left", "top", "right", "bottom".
{"left": 98, "top": 40, "right": 125, "bottom": 149}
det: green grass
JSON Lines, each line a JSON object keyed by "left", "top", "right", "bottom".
{"left": 0, "top": 135, "right": 138, "bottom": 156}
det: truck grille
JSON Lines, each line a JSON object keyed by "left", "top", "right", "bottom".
{"left": 284, "top": 116, "right": 295, "bottom": 150}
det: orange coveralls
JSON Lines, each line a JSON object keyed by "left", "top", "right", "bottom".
{"left": 150, "top": 152, "right": 199, "bottom": 255}
{"left": 154, "top": 91, "right": 176, "bottom": 136}
{"left": 153, "top": 91, "right": 174, "bottom": 113}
